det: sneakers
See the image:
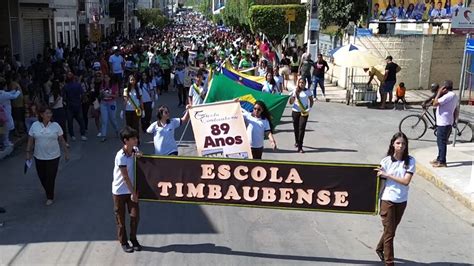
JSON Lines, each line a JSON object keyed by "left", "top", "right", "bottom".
{"left": 45, "top": 199, "right": 54, "bottom": 206}
{"left": 71, "top": 136, "right": 77, "bottom": 141}
{"left": 131, "top": 240, "right": 142, "bottom": 251}
{"left": 121, "top": 243, "right": 134, "bottom": 253}
{"left": 97, "top": 132, "right": 102, "bottom": 137}
{"left": 432, "top": 162, "right": 448, "bottom": 168}
{"left": 81, "top": 136, "right": 88, "bottom": 141}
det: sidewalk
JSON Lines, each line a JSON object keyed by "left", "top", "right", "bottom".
{"left": 285, "top": 80, "right": 435, "bottom": 105}
{"left": 412, "top": 142, "right": 474, "bottom": 210}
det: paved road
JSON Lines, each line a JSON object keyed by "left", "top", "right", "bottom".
{"left": 1, "top": 93, "right": 473, "bottom": 265}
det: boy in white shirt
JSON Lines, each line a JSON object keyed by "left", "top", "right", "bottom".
{"left": 112, "top": 126, "right": 142, "bottom": 253}
{"left": 188, "top": 70, "right": 207, "bottom": 106}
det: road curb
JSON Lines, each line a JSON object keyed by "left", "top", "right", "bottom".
{"left": 416, "top": 162, "right": 473, "bottom": 211}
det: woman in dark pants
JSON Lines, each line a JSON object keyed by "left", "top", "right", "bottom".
{"left": 123, "top": 74, "right": 143, "bottom": 140}
{"left": 375, "top": 132, "right": 416, "bottom": 265}
{"left": 26, "top": 105, "right": 69, "bottom": 205}
{"left": 289, "top": 78, "right": 314, "bottom": 153}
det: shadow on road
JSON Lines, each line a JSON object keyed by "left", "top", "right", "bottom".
{"left": 265, "top": 146, "right": 358, "bottom": 154}
{"left": 139, "top": 243, "right": 471, "bottom": 265}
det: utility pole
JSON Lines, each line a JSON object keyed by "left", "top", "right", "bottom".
{"left": 308, "top": 0, "right": 320, "bottom": 59}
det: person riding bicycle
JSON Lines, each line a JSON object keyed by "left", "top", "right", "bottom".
{"left": 422, "top": 83, "right": 439, "bottom": 128}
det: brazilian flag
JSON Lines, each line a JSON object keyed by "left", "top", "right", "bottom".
{"left": 205, "top": 73, "right": 289, "bottom": 128}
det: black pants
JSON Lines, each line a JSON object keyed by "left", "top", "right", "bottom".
{"left": 163, "top": 69, "right": 171, "bottom": 92}
{"left": 82, "top": 103, "right": 90, "bottom": 131}
{"left": 67, "top": 106, "right": 86, "bottom": 137}
{"left": 251, "top": 147, "right": 263, "bottom": 159}
{"left": 125, "top": 111, "right": 140, "bottom": 139}
{"left": 53, "top": 107, "right": 67, "bottom": 142}
{"left": 34, "top": 157, "right": 60, "bottom": 200}
{"left": 141, "top": 102, "right": 153, "bottom": 132}
{"left": 177, "top": 84, "right": 187, "bottom": 105}
{"left": 292, "top": 111, "right": 309, "bottom": 150}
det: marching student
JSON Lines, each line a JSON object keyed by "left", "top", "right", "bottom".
{"left": 188, "top": 70, "right": 207, "bottom": 106}
{"left": 123, "top": 74, "right": 143, "bottom": 138}
{"left": 375, "top": 132, "right": 416, "bottom": 265}
{"left": 242, "top": 101, "right": 277, "bottom": 159}
{"left": 289, "top": 78, "right": 314, "bottom": 153}
{"left": 112, "top": 126, "right": 142, "bottom": 253}
{"left": 146, "top": 105, "right": 190, "bottom": 156}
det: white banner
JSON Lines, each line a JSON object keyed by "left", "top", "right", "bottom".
{"left": 189, "top": 101, "right": 252, "bottom": 159}
{"left": 452, "top": 7, "right": 474, "bottom": 33}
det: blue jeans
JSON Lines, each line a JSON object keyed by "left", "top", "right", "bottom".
{"left": 100, "top": 101, "right": 119, "bottom": 137}
{"left": 312, "top": 76, "right": 325, "bottom": 96}
{"left": 436, "top": 125, "right": 452, "bottom": 164}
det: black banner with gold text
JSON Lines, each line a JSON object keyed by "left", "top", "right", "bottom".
{"left": 136, "top": 156, "right": 380, "bottom": 214}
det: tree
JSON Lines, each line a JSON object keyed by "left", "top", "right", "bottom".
{"left": 136, "top": 8, "right": 168, "bottom": 29}
{"left": 318, "top": 0, "right": 367, "bottom": 33}
{"left": 249, "top": 4, "right": 306, "bottom": 43}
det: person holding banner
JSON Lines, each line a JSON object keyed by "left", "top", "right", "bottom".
{"left": 123, "top": 74, "right": 143, "bottom": 140}
{"left": 146, "top": 104, "right": 190, "bottom": 156}
{"left": 188, "top": 70, "right": 207, "bottom": 106}
{"left": 242, "top": 101, "right": 276, "bottom": 159}
{"left": 289, "top": 78, "right": 314, "bottom": 153}
{"left": 375, "top": 132, "right": 416, "bottom": 265}
{"left": 112, "top": 126, "right": 142, "bottom": 253}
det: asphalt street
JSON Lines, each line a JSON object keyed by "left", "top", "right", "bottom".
{"left": 0, "top": 92, "right": 473, "bottom": 265}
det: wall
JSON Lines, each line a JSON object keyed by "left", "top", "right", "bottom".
{"left": 333, "top": 34, "right": 465, "bottom": 90}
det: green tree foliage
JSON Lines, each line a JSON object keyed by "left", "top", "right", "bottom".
{"left": 318, "top": 0, "right": 367, "bottom": 31}
{"left": 199, "top": 0, "right": 212, "bottom": 19}
{"left": 221, "top": 0, "right": 254, "bottom": 27}
{"left": 248, "top": 4, "right": 306, "bottom": 42}
{"left": 136, "top": 8, "right": 168, "bottom": 28}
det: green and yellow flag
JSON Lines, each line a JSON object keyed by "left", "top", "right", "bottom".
{"left": 205, "top": 73, "right": 289, "bottom": 128}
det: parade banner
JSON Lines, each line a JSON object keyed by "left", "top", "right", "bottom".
{"left": 136, "top": 156, "right": 380, "bottom": 214}
{"left": 189, "top": 101, "right": 252, "bottom": 159}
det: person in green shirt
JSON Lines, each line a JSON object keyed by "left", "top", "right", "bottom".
{"left": 238, "top": 52, "right": 253, "bottom": 70}
{"left": 157, "top": 49, "right": 173, "bottom": 92}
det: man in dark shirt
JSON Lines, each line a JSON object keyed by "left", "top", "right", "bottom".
{"left": 64, "top": 72, "right": 87, "bottom": 141}
{"left": 381, "top": 56, "right": 401, "bottom": 109}
{"left": 312, "top": 53, "right": 330, "bottom": 99}
{"left": 299, "top": 53, "right": 313, "bottom": 90}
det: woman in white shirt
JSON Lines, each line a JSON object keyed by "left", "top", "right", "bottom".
{"left": 146, "top": 105, "right": 190, "bottom": 155}
{"left": 262, "top": 72, "right": 277, "bottom": 94}
{"left": 289, "top": 78, "right": 314, "bottom": 153}
{"left": 242, "top": 101, "right": 277, "bottom": 159}
{"left": 375, "top": 132, "right": 416, "bottom": 265}
{"left": 26, "top": 105, "right": 69, "bottom": 206}
{"left": 124, "top": 74, "right": 143, "bottom": 141}
{"left": 138, "top": 72, "right": 154, "bottom": 132}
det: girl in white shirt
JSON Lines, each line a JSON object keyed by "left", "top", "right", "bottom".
{"left": 289, "top": 78, "right": 314, "bottom": 153}
{"left": 138, "top": 72, "right": 154, "bottom": 132}
{"left": 146, "top": 105, "right": 190, "bottom": 155}
{"left": 375, "top": 132, "right": 416, "bottom": 265}
{"left": 242, "top": 100, "right": 277, "bottom": 159}
{"left": 262, "top": 72, "right": 277, "bottom": 94}
{"left": 123, "top": 74, "right": 143, "bottom": 141}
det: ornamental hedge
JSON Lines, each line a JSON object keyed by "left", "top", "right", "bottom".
{"left": 249, "top": 4, "right": 307, "bottom": 41}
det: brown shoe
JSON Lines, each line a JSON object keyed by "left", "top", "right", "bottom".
{"left": 429, "top": 159, "right": 439, "bottom": 165}
{"left": 432, "top": 162, "right": 447, "bottom": 168}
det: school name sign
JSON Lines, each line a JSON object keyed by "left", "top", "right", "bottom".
{"left": 136, "top": 156, "right": 380, "bottom": 214}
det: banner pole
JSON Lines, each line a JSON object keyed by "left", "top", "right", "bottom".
{"left": 178, "top": 119, "right": 190, "bottom": 146}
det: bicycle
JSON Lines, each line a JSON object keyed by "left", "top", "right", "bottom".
{"left": 398, "top": 106, "right": 474, "bottom": 142}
